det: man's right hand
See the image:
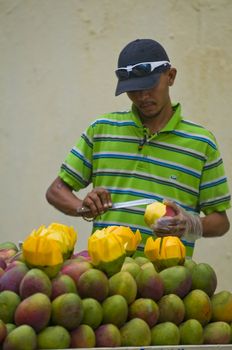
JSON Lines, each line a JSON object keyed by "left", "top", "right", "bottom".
{"left": 80, "top": 187, "right": 112, "bottom": 219}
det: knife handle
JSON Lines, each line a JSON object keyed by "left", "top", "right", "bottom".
{"left": 76, "top": 206, "right": 91, "bottom": 215}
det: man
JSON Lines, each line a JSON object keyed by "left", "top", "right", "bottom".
{"left": 46, "top": 39, "right": 230, "bottom": 256}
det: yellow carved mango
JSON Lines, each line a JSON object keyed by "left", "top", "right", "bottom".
{"left": 22, "top": 223, "right": 77, "bottom": 276}
{"left": 88, "top": 226, "right": 141, "bottom": 276}
{"left": 144, "top": 236, "right": 186, "bottom": 271}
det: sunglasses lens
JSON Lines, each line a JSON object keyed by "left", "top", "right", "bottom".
{"left": 132, "top": 63, "right": 152, "bottom": 77}
{"left": 115, "top": 69, "right": 129, "bottom": 80}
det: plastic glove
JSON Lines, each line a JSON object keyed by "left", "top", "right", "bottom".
{"left": 152, "top": 200, "right": 203, "bottom": 241}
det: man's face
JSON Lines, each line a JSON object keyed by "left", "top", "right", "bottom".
{"left": 126, "top": 68, "right": 176, "bottom": 120}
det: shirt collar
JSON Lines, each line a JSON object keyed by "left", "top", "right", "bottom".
{"left": 131, "top": 102, "right": 182, "bottom": 132}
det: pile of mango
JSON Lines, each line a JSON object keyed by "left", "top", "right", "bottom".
{"left": 0, "top": 223, "right": 232, "bottom": 349}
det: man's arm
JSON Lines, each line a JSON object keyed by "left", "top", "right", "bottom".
{"left": 46, "top": 177, "right": 83, "bottom": 216}
{"left": 201, "top": 211, "right": 230, "bottom": 237}
{"left": 46, "top": 177, "right": 112, "bottom": 218}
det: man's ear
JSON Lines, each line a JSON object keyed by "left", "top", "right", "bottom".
{"left": 168, "top": 68, "right": 177, "bottom": 86}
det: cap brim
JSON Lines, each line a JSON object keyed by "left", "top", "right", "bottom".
{"left": 115, "top": 72, "right": 162, "bottom": 96}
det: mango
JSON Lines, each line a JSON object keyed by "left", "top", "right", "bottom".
{"left": 179, "top": 319, "right": 203, "bottom": 345}
{"left": 203, "top": 321, "right": 231, "bottom": 344}
{"left": 121, "top": 261, "right": 142, "bottom": 278}
{"left": 108, "top": 271, "right": 137, "bottom": 304}
{"left": 0, "top": 242, "right": 18, "bottom": 251}
{"left": 60, "top": 260, "right": 92, "bottom": 288}
{"left": 144, "top": 201, "right": 176, "bottom": 227}
{"left": 0, "top": 319, "right": 7, "bottom": 345}
{"left": 5, "top": 324, "right": 16, "bottom": 335}
{"left": 158, "top": 294, "right": 185, "bottom": 325}
{"left": 102, "top": 295, "right": 128, "bottom": 327}
{"left": 0, "top": 258, "right": 7, "bottom": 270}
{"left": 51, "top": 273, "right": 77, "bottom": 300}
{"left": 211, "top": 290, "right": 232, "bottom": 322}
{"left": 51, "top": 292, "right": 83, "bottom": 330}
{"left": 19, "top": 268, "right": 52, "bottom": 299}
{"left": 191, "top": 262, "right": 217, "bottom": 296}
{"left": 136, "top": 266, "right": 164, "bottom": 301}
{"left": 183, "top": 289, "right": 212, "bottom": 326}
{"left": 70, "top": 324, "right": 96, "bottom": 348}
{"left": 184, "top": 258, "right": 197, "bottom": 271}
{"left": 37, "top": 325, "right": 71, "bottom": 349}
{"left": 133, "top": 256, "right": 150, "bottom": 266}
{"left": 159, "top": 265, "right": 192, "bottom": 298}
{"left": 120, "top": 318, "right": 151, "bottom": 346}
{"left": 2, "top": 325, "right": 37, "bottom": 350}
{"left": 95, "top": 324, "right": 121, "bottom": 347}
{"left": 151, "top": 322, "right": 180, "bottom": 345}
{"left": 128, "top": 298, "right": 159, "bottom": 327}
{"left": 82, "top": 298, "right": 103, "bottom": 329}
{"left": 0, "top": 290, "right": 21, "bottom": 323}
{"left": 0, "top": 263, "right": 29, "bottom": 293}
{"left": 14, "top": 292, "right": 51, "bottom": 332}
{"left": 77, "top": 268, "right": 109, "bottom": 302}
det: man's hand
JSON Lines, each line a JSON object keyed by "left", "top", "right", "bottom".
{"left": 81, "top": 187, "right": 112, "bottom": 219}
{"left": 152, "top": 200, "right": 203, "bottom": 241}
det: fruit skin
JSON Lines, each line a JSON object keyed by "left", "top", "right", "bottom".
{"left": 158, "top": 294, "right": 185, "bottom": 325}
{"left": 70, "top": 324, "right": 96, "bottom": 348}
{"left": 0, "top": 259, "right": 7, "bottom": 270}
{"left": 51, "top": 273, "right": 77, "bottom": 300}
{"left": 0, "top": 290, "right": 21, "bottom": 323}
{"left": 184, "top": 258, "right": 197, "bottom": 271}
{"left": 0, "top": 263, "right": 29, "bottom": 293}
{"left": 60, "top": 260, "right": 92, "bottom": 288}
{"left": 128, "top": 298, "right": 159, "bottom": 327}
{"left": 108, "top": 271, "right": 137, "bottom": 304}
{"left": 77, "top": 268, "right": 109, "bottom": 302}
{"left": 37, "top": 325, "right": 71, "bottom": 349}
{"left": 0, "top": 242, "right": 18, "bottom": 264}
{"left": 0, "top": 319, "right": 7, "bottom": 344}
{"left": 183, "top": 289, "right": 212, "bottom": 326}
{"left": 191, "top": 262, "right": 217, "bottom": 296}
{"left": 102, "top": 295, "right": 128, "bottom": 327}
{"left": 120, "top": 318, "right": 151, "bottom": 346}
{"left": 14, "top": 292, "right": 51, "bottom": 332}
{"left": 51, "top": 292, "right": 83, "bottom": 330}
{"left": 151, "top": 321, "right": 180, "bottom": 346}
{"left": 136, "top": 266, "right": 164, "bottom": 301}
{"left": 82, "top": 298, "right": 103, "bottom": 329}
{"left": 121, "top": 261, "right": 142, "bottom": 278}
{"left": 0, "top": 242, "right": 18, "bottom": 251}
{"left": 5, "top": 324, "right": 16, "bottom": 335}
{"left": 2, "top": 324, "right": 37, "bottom": 350}
{"left": 159, "top": 265, "right": 192, "bottom": 298}
{"left": 95, "top": 324, "right": 121, "bottom": 347}
{"left": 19, "top": 268, "right": 52, "bottom": 299}
{"left": 203, "top": 321, "right": 231, "bottom": 344}
{"left": 179, "top": 319, "right": 203, "bottom": 345}
{"left": 210, "top": 290, "right": 232, "bottom": 323}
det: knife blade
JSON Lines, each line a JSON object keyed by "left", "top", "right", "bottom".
{"left": 77, "top": 198, "right": 156, "bottom": 215}
{"left": 111, "top": 198, "right": 156, "bottom": 209}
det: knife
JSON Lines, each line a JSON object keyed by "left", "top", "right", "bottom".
{"left": 78, "top": 198, "right": 156, "bottom": 214}
{"left": 111, "top": 198, "right": 156, "bottom": 209}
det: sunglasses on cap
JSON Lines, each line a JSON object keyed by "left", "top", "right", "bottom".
{"left": 115, "top": 60, "right": 171, "bottom": 80}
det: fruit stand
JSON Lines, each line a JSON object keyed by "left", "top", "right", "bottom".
{"left": 0, "top": 223, "right": 232, "bottom": 350}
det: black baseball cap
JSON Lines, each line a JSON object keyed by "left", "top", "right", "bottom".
{"left": 115, "top": 39, "right": 170, "bottom": 96}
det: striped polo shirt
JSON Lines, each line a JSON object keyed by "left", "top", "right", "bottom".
{"left": 59, "top": 103, "right": 231, "bottom": 257}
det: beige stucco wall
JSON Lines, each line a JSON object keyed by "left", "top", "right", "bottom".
{"left": 1, "top": 0, "right": 231, "bottom": 290}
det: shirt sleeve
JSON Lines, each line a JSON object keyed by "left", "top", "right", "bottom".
{"left": 199, "top": 137, "right": 231, "bottom": 215}
{"left": 58, "top": 125, "right": 94, "bottom": 191}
